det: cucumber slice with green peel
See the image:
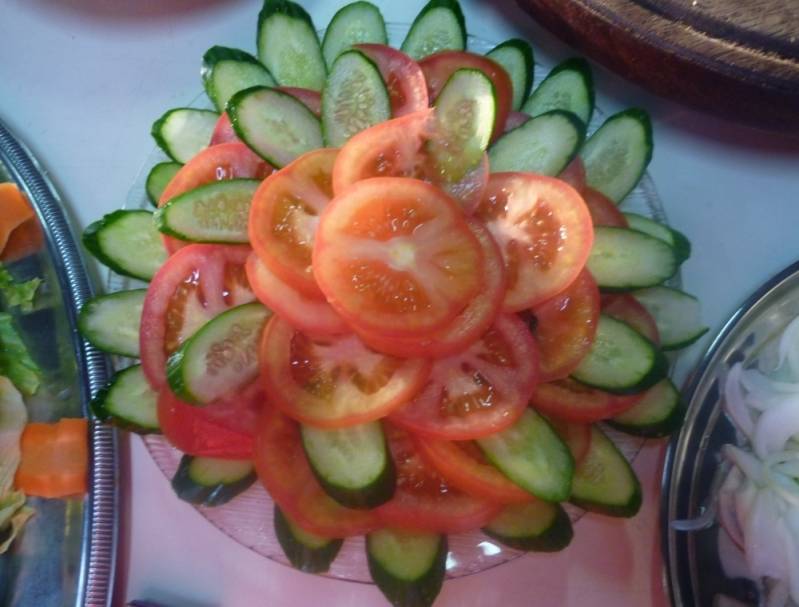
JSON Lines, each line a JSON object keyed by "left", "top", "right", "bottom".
{"left": 321, "top": 50, "right": 391, "bottom": 147}
{"left": 477, "top": 409, "right": 574, "bottom": 502}
{"left": 570, "top": 425, "right": 642, "bottom": 517}
{"left": 78, "top": 289, "right": 145, "bottom": 357}
{"left": 151, "top": 108, "right": 219, "bottom": 164}
{"left": 145, "top": 162, "right": 182, "bottom": 207}
{"left": 483, "top": 501, "right": 573, "bottom": 552}
{"left": 486, "top": 38, "right": 534, "bottom": 110}
{"left": 587, "top": 226, "right": 679, "bottom": 291}
{"left": 623, "top": 212, "right": 691, "bottom": 264}
{"left": 488, "top": 110, "right": 585, "bottom": 175}
{"left": 400, "top": 0, "right": 466, "bottom": 60}
{"left": 166, "top": 302, "right": 271, "bottom": 405}
{"left": 201, "top": 46, "right": 276, "bottom": 113}
{"left": 571, "top": 314, "right": 669, "bottom": 395}
{"left": 274, "top": 506, "right": 343, "bottom": 573}
{"left": 428, "top": 68, "right": 495, "bottom": 182}
{"left": 581, "top": 108, "right": 653, "bottom": 203}
{"left": 367, "top": 528, "right": 447, "bottom": 607}
{"left": 154, "top": 179, "right": 259, "bottom": 244}
{"left": 90, "top": 365, "right": 159, "bottom": 434}
{"left": 632, "top": 286, "right": 709, "bottom": 350}
{"left": 322, "top": 1, "right": 388, "bottom": 69}
{"left": 257, "top": 0, "right": 326, "bottom": 91}
{"left": 522, "top": 57, "right": 594, "bottom": 125}
{"left": 228, "top": 86, "right": 324, "bottom": 168}
{"left": 301, "top": 421, "right": 395, "bottom": 509}
{"left": 82, "top": 210, "right": 167, "bottom": 281}
{"left": 171, "top": 455, "right": 256, "bottom": 507}
{"left": 608, "top": 378, "right": 684, "bottom": 437}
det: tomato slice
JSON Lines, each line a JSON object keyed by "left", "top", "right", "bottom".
{"left": 140, "top": 243, "right": 254, "bottom": 388}
{"left": 210, "top": 113, "right": 238, "bottom": 145}
{"left": 259, "top": 316, "right": 430, "bottom": 428}
{"left": 558, "top": 157, "right": 587, "bottom": 193}
{"left": 583, "top": 187, "right": 628, "bottom": 228}
{"left": 246, "top": 253, "right": 348, "bottom": 336}
{"left": 375, "top": 424, "right": 501, "bottom": 533}
{"left": 474, "top": 172, "right": 594, "bottom": 311}
{"left": 356, "top": 217, "right": 505, "bottom": 358}
{"left": 601, "top": 294, "right": 660, "bottom": 343}
{"left": 389, "top": 314, "right": 540, "bottom": 440}
{"left": 524, "top": 269, "right": 600, "bottom": 382}
{"left": 503, "top": 110, "right": 530, "bottom": 133}
{"left": 529, "top": 378, "right": 642, "bottom": 423}
{"left": 332, "top": 110, "right": 489, "bottom": 213}
{"left": 413, "top": 435, "right": 532, "bottom": 504}
{"left": 548, "top": 417, "right": 592, "bottom": 465}
{"left": 249, "top": 148, "right": 336, "bottom": 298}
{"left": 314, "top": 177, "right": 484, "bottom": 337}
{"left": 254, "top": 406, "right": 379, "bottom": 536}
{"left": 277, "top": 86, "right": 322, "bottom": 116}
{"left": 354, "top": 43, "right": 429, "bottom": 117}
{"left": 419, "top": 50, "right": 512, "bottom": 140}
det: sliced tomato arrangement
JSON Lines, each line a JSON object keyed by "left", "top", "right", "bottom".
{"left": 210, "top": 113, "right": 238, "bottom": 145}
{"left": 582, "top": 187, "right": 628, "bottom": 228}
{"left": 277, "top": 86, "right": 322, "bottom": 116}
{"left": 558, "top": 157, "right": 587, "bottom": 192}
{"left": 601, "top": 293, "right": 660, "bottom": 342}
{"left": 548, "top": 417, "right": 592, "bottom": 465}
{"left": 530, "top": 378, "right": 643, "bottom": 423}
{"left": 354, "top": 43, "right": 429, "bottom": 117}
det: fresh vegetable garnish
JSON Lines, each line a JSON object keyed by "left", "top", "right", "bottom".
{"left": 15, "top": 418, "right": 88, "bottom": 498}
{"left": 0, "top": 263, "right": 40, "bottom": 313}
{"left": 0, "top": 313, "right": 41, "bottom": 397}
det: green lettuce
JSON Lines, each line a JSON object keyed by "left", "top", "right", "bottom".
{"left": 0, "top": 378, "right": 32, "bottom": 554}
{"left": 0, "top": 264, "right": 40, "bottom": 313}
{"left": 0, "top": 314, "right": 41, "bottom": 396}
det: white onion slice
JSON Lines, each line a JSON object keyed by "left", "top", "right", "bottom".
{"left": 777, "top": 316, "right": 799, "bottom": 380}
{"left": 724, "top": 364, "right": 756, "bottom": 438}
{"left": 753, "top": 397, "right": 799, "bottom": 459}
{"left": 724, "top": 445, "right": 766, "bottom": 484}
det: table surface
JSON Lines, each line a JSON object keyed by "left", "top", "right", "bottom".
{"left": 2, "top": 0, "right": 799, "bottom": 605}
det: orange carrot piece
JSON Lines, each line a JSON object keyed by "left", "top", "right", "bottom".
{"left": 1, "top": 216, "right": 44, "bottom": 263}
{"left": 0, "top": 183, "right": 35, "bottom": 254}
{"left": 15, "top": 418, "right": 89, "bottom": 498}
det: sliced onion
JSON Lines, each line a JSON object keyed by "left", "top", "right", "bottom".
{"left": 724, "top": 364, "right": 755, "bottom": 438}
{"left": 741, "top": 367, "right": 799, "bottom": 398}
{"left": 671, "top": 506, "right": 716, "bottom": 531}
{"left": 723, "top": 444, "right": 766, "bottom": 484}
{"left": 753, "top": 397, "right": 799, "bottom": 459}
{"left": 777, "top": 316, "right": 799, "bottom": 381}
{"left": 765, "top": 579, "right": 790, "bottom": 607}
{"left": 745, "top": 490, "right": 788, "bottom": 581}
{"left": 718, "top": 468, "right": 745, "bottom": 549}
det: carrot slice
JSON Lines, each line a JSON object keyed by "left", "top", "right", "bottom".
{"left": 0, "top": 183, "right": 35, "bottom": 255}
{"left": 15, "top": 418, "right": 88, "bottom": 498}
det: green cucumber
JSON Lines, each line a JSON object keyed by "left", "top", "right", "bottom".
{"left": 78, "top": 289, "right": 145, "bottom": 358}
{"left": 202, "top": 46, "right": 276, "bottom": 113}
{"left": 274, "top": 506, "right": 343, "bottom": 573}
{"left": 401, "top": 0, "right": 466, "bottom": 60}
{"left": 522, "top": 57, "right": 594, "bottom": 125}
{"left": 151, "top": 108, "right": 219, "bottom": 163}
{"left": 322, "top": 1, "right": 387, "bottom": 68}
{"left": 486, "top": 38, "right": 534, "bottom": 110}
{"left": 483, "top": 500, "right": 573, "bottom": 552}
{"left": 145, "top": 161, "right": 182, "bottom": 207}
{"left": 171, "top": 455, "right": 255, "bottom": 507}
{"left": 608, "top": 378, "right": 684, "bottom": 437}
{"left": 623, "top": 212, "right": 691, "bottom": 264}
{"left": 90, "top": 365, "right": 159, "bottom": 434}
{"left": 632, "top": 286, "right": 709, "bottom": 350}
{"left": 154, "top": 179, "right": 259, "bottom": 244}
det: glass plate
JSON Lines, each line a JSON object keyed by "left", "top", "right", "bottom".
{"left": 113, "top": 24, "right": 675, "bottom": 584}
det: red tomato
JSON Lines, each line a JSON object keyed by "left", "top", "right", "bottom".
{"left": 558, "top": 157, "right": 587, "bottom": 193}
{"left": 355, "top": 217, "right": 505, "bottom": 358}
{"left": 209, "top": 113, "right": 238, "bottom": 145}
{"left": 277, "top": 86, "right": 322, "bottom": 116}
{"left": 525, "top": 269, "right": 600, "bottom": 382}
{"left": 413, "top": 436, "right": 532, "bottom": 504}
{"left": 474, "top": 172, "right": 594, "bottom": 311}
{"left": 332, "top": 110, "right": 489, "bottom": 213}
{"left": 529, "top": 379, "right": 642, "bottom": 423}
{"left": 245, "top": 253, "right": 348, "bottom": 336}
{"left": 547, "top": 417, "right": 592, "bottom": 465}
{"left": 354, "top": 44, "right": 429, "bottom": 117}
{"left": 419, "top": 50, "right": 513, "bottom": 140}
{"left": 313, "top": 177, "right": 484, "bottom": 337}
{"left": 249, "top": 148, "right": 336, "bottom": 298}
{"left": 375, "top": 424, "right": 502, "bottom": 533}
{"left": 140, "top": 244, "right": 254, "bottom": 388}
{"left": 259, "top": 316, "right": 430, "bottom": 428}
{"left": 601, "top": 294, "right": 660, "bottom": 343}
{"left": 389, "top": 314, "right": 540, "bottom": 440}
{"left": 254, "top": 406, "right": 379, "bottom": 536}
{"left": 583, "top": 187, "right": 628, "bottom": 228}
{"left": 503, "top": 111, "right": 530, "bottom": 133}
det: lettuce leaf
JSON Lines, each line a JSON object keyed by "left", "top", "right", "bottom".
{"left": 0, "top": 264, "right": 40, "bottom": 313}
{"left": 0, "top": 314, "right": 41, "bottom": 396}
{"left": 0, "top": 377, "right": 27, "bottom": 495}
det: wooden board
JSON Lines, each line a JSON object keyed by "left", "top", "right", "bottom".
{"left": 516, "top": 0, "right": 799, "bottom": 134}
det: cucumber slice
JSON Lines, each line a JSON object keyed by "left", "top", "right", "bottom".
{"left": 154, "top": 179, "right": 259, "bottom": 244}
{"left": 82, "top": 210, "right": 167, "bottom": 281}
{"left": 400, "top": 0, "right": 466, "bottom": 60}
{"left": 78, "top": 289, "right": 145, "bottom": 357}
{"left": 201, "top": 46, "right": 276, "bottom": 113}
{"left": 477, "top": 409, "right": 574, "bottom": 502}
{"left": 367, "top": 528, "right": 447, "bottom": 607}
{"left": 145, "top": 162, "right": 182, "bottom": 207}
{"left": 488, "top": 110, "right": 585, "bottom": 175}
{"left": 581, "top": 108, "right": 653, "bottom": 203}
{"left": 171, "top": 455, "right": 255, "bottom": 507}
{"left": 151, "top": 108, "right": 218, "bottom": 164}
{"left": 587, "top": 226, "right": 679, "bottom": 291}
{"left": 228, "top": 86, "right": 323, "bottom": 168}
{"left": 522, "top": 57, "right": 594, "bottom": 125}
{"left": 429, "top": 68, "right": 495, "bottom": 182}
{"left": 90, "top": 365, "right": 159, "bottom": 434}
{"left": 570, "top": 425, "right": 642, "bottom": 517}
{"left": 571, "top": 314, "right": 668, "bottom": 395}
{"left": 623, "top": 212, "right": 691, "bottom": 264}
{"left": 301, "top": 421, "right": 395, "bottom": 509}
{"left": 274, "top": 506, "right": 343, "bottom": 573}
{"left": 321, "top": 50, "right": 391, "bottom": 147}
{"left": 486, "top": 38, "right": 534, "bottom": 110}
{"left": 322, "top": 1, "right": 388, "bottom": 69}
{"left": 166, "top": 302, "right": 271, "bottom": 405}
{"left": 632, "top": 286, "right": 709, "bottom": 350}
{"left": 608, "top": 378, "right": 684, "bottom": 437}
{"left": 483, "top": 501, "right": 573, "bottom": 552}
{"left": 257, "top": 0, "right": 326, "bottom": 91}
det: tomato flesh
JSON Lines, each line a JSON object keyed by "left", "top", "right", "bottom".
{"left": 583, "top": 187, "right": 628, "bottom": 228}
{"left": 601, "top": 294, "right": 660, "bottom": 343}
{"left": 548, "top": 417, "right": 592, "bottom": 465}
{"left": 354, "top": 44, "right": 429, "bottom": 117}
{"left": 277, "top": 86, "right": 322, "bottom": 116}
{"left": 558, "top": 157, "right": 587, "bottom": 193}
{"left": 529, "top": 378, "right": 642, "bottom": 423}
{"left": 210, "top": 113, "right": 239, "bottom": 145}
{"left": 503, "top": 111, "right": 530, "bottom": 133}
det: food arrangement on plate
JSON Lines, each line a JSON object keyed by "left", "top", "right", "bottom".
{"left": 77, "top": 0, "right": 708, "bottom": 604}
